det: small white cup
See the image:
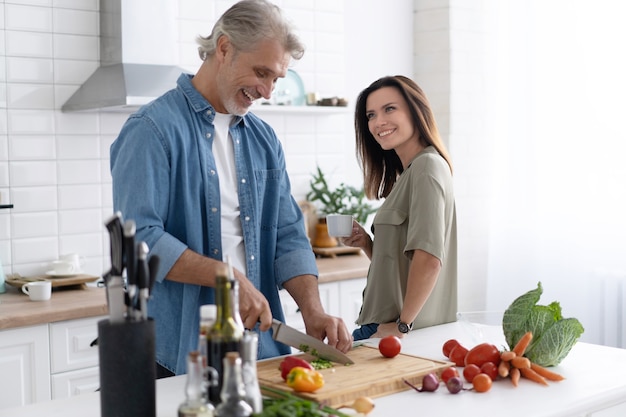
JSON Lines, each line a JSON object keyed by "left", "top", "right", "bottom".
{"left": 326, "top": 214, "right": 353, "bottom": 237}
{"left": 60, "top": 253, "right": 83, "bottom": 271}
{"left": 22, "top": 281, "right": 52, "bottom": 301}
{"left": 51, "top": 260, "right": 77, "bottom": 275}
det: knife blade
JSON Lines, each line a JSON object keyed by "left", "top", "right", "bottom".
{"left": 270, "top": 319, "right": 354, "bottom": 365}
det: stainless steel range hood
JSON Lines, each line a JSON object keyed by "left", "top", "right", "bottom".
{"left": 62, "top": 0, "right": 187, "bottom": 112}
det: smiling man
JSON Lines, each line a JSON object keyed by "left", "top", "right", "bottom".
{"left": 110, "top": 0, "right": 352, "bottom": 378}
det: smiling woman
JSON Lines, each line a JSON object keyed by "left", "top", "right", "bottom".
{"left": 482, "top": 0, "right": 626, "bottom": 347}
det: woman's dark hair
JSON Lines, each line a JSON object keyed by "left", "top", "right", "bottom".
{"left": 354, "top": 75, "right": 453, "bottom": 199}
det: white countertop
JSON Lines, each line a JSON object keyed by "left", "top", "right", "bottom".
{"left": 2, "top": 321, "right": 625, "bottom": 417}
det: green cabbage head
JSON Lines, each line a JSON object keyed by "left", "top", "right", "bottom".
{"left": 502, "top": 282, "right": 584, "bottom": 367}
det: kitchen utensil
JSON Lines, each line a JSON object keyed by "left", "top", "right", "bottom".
{"left": 137, "top": 241, "right": 150, "bottom": 320}
{"left": 270, "top": 319, "right": 354, "bottom": 365}
{"left": 7, "top": 273, "right": 99, "bottom": 289}
{"left": 104, "top": 212, "right": 126, "bottom": 323}
{"left": 105, "top": 212, "right": 124, "bottom": 277}
{"left": 257, "top": 345, "right": 451, "bottom": 408}
{"left": 123, "top": 219, "right": 137, "bottom": 315}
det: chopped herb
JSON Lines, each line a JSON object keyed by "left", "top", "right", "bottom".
{"left": 310, "top": 358, "right": 333, "bottom": 370}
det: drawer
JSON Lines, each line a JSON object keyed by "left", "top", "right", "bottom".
{"left": 51, "top": 366, "right": 100, "bottom": 400}
{"left": 49, "top": 316, "right": 103, "bottom": 374}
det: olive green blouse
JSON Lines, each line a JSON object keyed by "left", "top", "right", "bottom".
{"left": 355, "top": 146, "right": 458, "bottom": 329}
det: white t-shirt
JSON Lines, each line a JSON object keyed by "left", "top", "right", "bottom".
{"left": 212, "top": 112, "right": 247, "bottom": 276}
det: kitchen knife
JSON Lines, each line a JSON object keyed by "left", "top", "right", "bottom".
{"left": 104, "top": 212, "right": 125, "bottom": 323}
{"left": 137, "top": 241, "right": 150, "bottom": 320}
{"left": 104, "top": 212, "right": 124, "bottom": 277}
{"left": 270, "top": 319, "right": 354, "bottom": 365}
{"left": 123, "top": 219, "right": 137, "bottom": 314}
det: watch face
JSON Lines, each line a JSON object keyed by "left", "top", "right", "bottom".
{"left": 398, "top": 322, "right": 410, "bottom": 333}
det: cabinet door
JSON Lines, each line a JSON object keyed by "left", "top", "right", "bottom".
{"left": 49, "top": 316, "right": 101, "bottom": 374}
{"left": 51, "top": 366, "right": 100, "bottom": 399}
{"left": 0, "top": 325, "right": 51, "bottom": 409}
{"left": 338, "top": 278, "right": 366, "bottom": 333}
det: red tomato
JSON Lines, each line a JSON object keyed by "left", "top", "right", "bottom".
{"left": 472, "top": 373, "right": 492, "bottom": 393}
{"left": 464, "top": 343, "right": 501, "bottom": 368}
{"left": 442, "top": 339, "right": 460, "bottom": 358}
{"left": 463, "top": 363, "right": 481, "bottom": 383}
{"left": 440, "top": 366, "right": 460, "bottom": 384}
{"left": 449, "top": 344, "right": 469, "bottom": 367}
{"left": 480, "top": 362, "right": 498, "bottom": 381}
{"left": 379, "top": 335, "right": 402, "bottom": 358}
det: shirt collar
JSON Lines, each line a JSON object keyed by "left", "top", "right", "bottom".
{"left": 176, "top": 73, "right": 245, "bottom": 126}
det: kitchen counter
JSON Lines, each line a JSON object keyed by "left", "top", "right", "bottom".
{"left": 1, "top": 321, "right": 625, "bottom": 417}
{"left": 0, "top": 253, "right": 369, "bottom": 330}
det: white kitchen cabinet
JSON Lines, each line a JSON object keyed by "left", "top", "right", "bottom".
{"left": 0, "top": 325, "right": 51, "bottom": 409}
{"left": 0, "top": 315, "right": 104, "bottom": 409}
{"left": 337, "top": 279, "right": 365, "bottom": 333}
{"left": 49, "top": 316, "right": 102, "bottom": 399}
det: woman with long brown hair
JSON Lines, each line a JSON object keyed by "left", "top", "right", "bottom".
{"left": 343, "top": 75, "right": 458, "bottom": 340}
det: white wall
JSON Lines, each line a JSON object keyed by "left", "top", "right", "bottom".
{"left": 0, "top": 1, "right": 414, "bottom": 280}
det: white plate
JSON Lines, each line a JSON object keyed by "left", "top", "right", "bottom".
{"left": 45, "top": 270, "right": 83, "bottom": 278}
{"left": 272, "top": 69, "right": 306, "bottom": 106}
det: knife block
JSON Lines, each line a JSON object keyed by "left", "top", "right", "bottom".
{"left": 98, "top": 318, "right": 156, "bottom": 417}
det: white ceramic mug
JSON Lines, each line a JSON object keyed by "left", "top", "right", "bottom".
{"left": 60, "top": 253, "right": 84, "bottom": 272}
{"left": 51, "top": 260, "right": 77, "bottom": 275}
{"left": 22, "top": 280, "right": 52, "bottom": 301}
{"left": 326, "top": 214, "right": 353, "bottom": 237}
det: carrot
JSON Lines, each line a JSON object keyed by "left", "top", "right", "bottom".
{"left": 530, "top": 362, "right": 565, "bottom": 382}
{"left": 519, "top": 367, "right": 549, "bottom": 386}
{"left": 512, "top": 331, "right": 533, "bottom": 356}
{"left": 510, "top": 356, "right": 531, "bottom": 369}
{"left": 510, "top": 367, "right": 520, "bottom": 387}
{"left": 498, "top": 360, "right": 510, "bottom": 378}
{"left": 500, "top": 350, "right": 516, "bottom": 362}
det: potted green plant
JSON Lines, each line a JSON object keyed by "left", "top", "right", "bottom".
{"left": 306, "top": 166, "right": 376, "bottom": 226}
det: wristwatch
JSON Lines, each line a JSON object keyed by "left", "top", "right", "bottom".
{"left": 396, "top": 317, "right": 413, "bottom": 334}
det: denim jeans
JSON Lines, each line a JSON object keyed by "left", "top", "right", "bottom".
{"left": 352, "top": 323, "right": 379, "bottom": 341}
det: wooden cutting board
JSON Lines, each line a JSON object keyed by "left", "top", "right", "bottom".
{"left": 257, "top": 345, "right": 452, "bottom": 407}
{"left": 6, "top": 273, "right": 100, "bottom": 290}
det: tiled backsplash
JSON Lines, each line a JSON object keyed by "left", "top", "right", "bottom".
{"left": 0, "top": 0, "right": 371, "bottom": 277}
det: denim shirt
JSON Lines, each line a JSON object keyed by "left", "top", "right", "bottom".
{"left": 110, "top": 73, "right": 318, "bottom": 374}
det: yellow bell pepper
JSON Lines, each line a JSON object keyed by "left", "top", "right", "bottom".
{"left": 286, "top": 366, "right": 325, "bottom": 392}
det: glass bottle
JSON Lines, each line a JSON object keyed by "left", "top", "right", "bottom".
{"left": 241, "top": 330, "right": 263, "bottom": 414}
{"left": 178, "top": 351, "right": 215, "bottom": 417}
{"left": 207, "top": 264, "right": 244, "bottom": 405}
{"left": 215, "top": 352, "right": 252, "bottom": 417}
{"left": 198, "top": 304, "right": 217, "bottom": 367}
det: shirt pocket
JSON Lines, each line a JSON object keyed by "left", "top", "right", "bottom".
{"left": 254, "top": 169, "right": 283, "bottom": 230}
{"left": 374, "top": 208, "right": 407, "bottom": 228}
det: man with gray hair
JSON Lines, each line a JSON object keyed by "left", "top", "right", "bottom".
{"left": 111, "top": 0, "right": 352, "bottom": 377}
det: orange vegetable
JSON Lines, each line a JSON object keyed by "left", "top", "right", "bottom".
{"left": 530, "top": 362, "right": 565, "bottom": 382}
{"left": 500, "top": 350, "right": 516, "bottom": 362}
{"left": 511, "top": 356, "right": 531, "bottom": 369}
{"left": 286, "top": 366, "right": 325, "bottom": 393}
{"left": 498, "top": 360, "right": 510, "bottom": 378}
{"left": 519, "top": 367, "right": 549, "bottom": 386}
{"left": 512, "top": 331, "right": 533, "bottom": 356}
{"left": 510, "top": 367, "right": 520, "bottom": 387}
